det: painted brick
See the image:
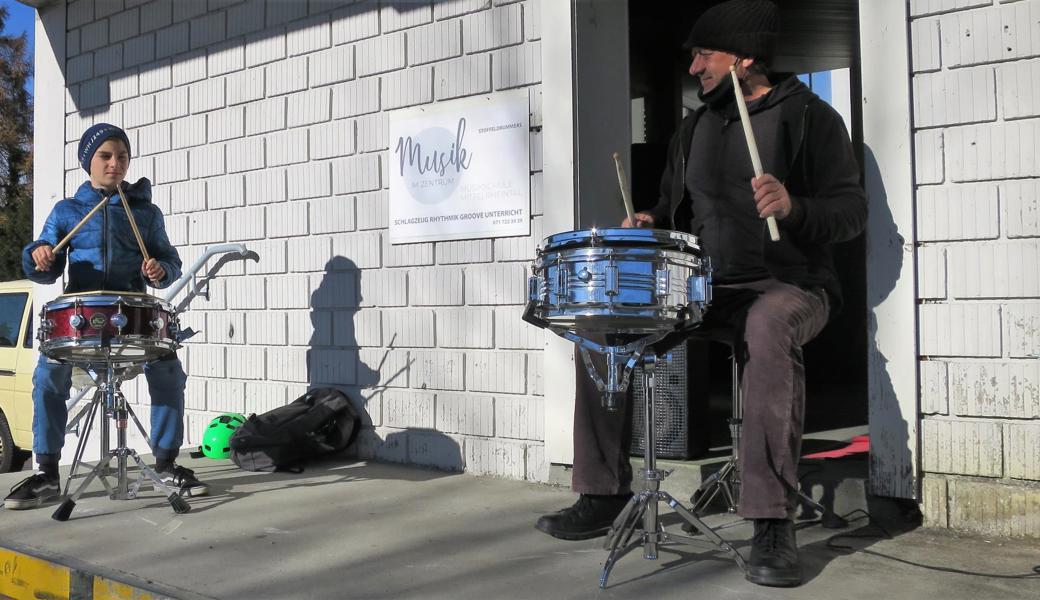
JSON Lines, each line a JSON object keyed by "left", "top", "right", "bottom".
{"left": 268, "top": 274, "right": 313, "bottom": 309}
{"left": 1000, "top": 58, "right": 1040, "bottom": 120}
{"left": 188, "top": 211, "right": 225, "bottom": 245}
{"left": 125, "top": 34, "right": 157, "bottom": 69}
{"left": 266, "top": 346, "right": 309, "bottom": 383}
{"left": 495, "top": 306, "right": 542, "bottom": 350}
{"left": 208, "top": 174, "right": 245, "bottom": 209}
{"left": 466, "top": 436, "right": 525, "bottom": 479}
{"left": 154, "top": 150, "right": 189, "bottom": 184}
{"left": 494, "top": 216, "right": 540, "bottom": 261}
{"left": 309, "top": 45, "right": 355, "bottom": 88}
{"left": 227, "top": 0, "right": 265, "bottom": 38}
{"left": 948, "top": 478, "right": 1040, "bottom": 537}
{"left": 164, "top": 214, "right": 188, "bottom": 246}
{"left": 436, "top": 53, "right": 492, "bottom": 100}
{"left": 246, "top": 97, "right": 286, "bottom": 136}
{"left": 288, "top": 235, "right": 331, "bottom": 271}
{"left": 381, "top": 67, "right": 434, "bottom": 110}
{"left": 309, "top": 119, "right": 355, "bottom": 160}
{"left": 267, "top": 0, "right": 308, "bottom": 26}
{"left": 357, "top": 269, "right": 407, "bottom": 307}
{"left": 345, "top": 309, "right": 382, "bottom": 347}
{"left": 331, "top": 77, "right": 381, "bottom": 118}
{"left": 67, "top": 53, "right": 93, "bottom": 84}
{"left": 208, "top": 39, "right": 245, "bottom": 77}
{"left": 330, "top": 1, "right": 380, "bottom": 45}
{"left": 436, "top": 392, "right": 494, "bottom": 436}
{"left": 266, "top": 202, "right": 310, "bottom": 238}
{"left": 922, "top": 418, "right": 1003, "bottom": 477}
{"left": 941, "top": 2, "right": 1040, "bottom": 67}
{"left": 381, "top": 309, "right": 435, "bottom": 347}
{"left": 186, "top": 344, "right": 225, "bottom": 378}
{"left": 920, "top": 359, "right": 949, "bottom": 415}
{"left": 172, "top": 49, "right": 207, "bottom": 86}
{"left": 526, "top": 442, "right": 549, "bottom": 482}
{"left": 242, "top": 310, "right": 287, "bottom": 346}
{"left": 526, "top": 0, "right": 541, "bottom": 41}
{"left": 77, "top": 78, "right": 109, "bottom": 109}
{"left": 245, "top": 30, "right": 287, "bottom": 67}
{"left": 245, "top": 168, "right": 287, "bottom": 205}
{"left": 528, "top": 351, "right": 543, "bottom": 396}
{"left": 356, "top": 190, "right": 389, "bottom": 230}
{"left": 529, "top": 129, "right": 542, "bottom": 171}
{"left": 493, "top": 41, "right": 540, "bottom": 89}
{"left": 951, "top": 361, "right": 1040, "bottom": 418}
{"left": 463, "top": 3, "right": 522, "bottom": 53}
{"left": 409, "top": 267, "right": 464, "bottom": 306}
{"left": 408, "top": 431, "right": 464, "bottom": 471}
{"left": 206, "top": 310, "right": 245, "bottom": 345}
{"left": 1005, "top": 422, "right": 1040, "bottom": 479}
{"left": 946, "top": 119, "right": 1040, "bottom": 182}
{"left": 916, "top": 183, "right": 999, "bottom": 241}
{"left": 310, "top": 348, "right": 358, "bottom": 385}
{"left": 244, "top": 381, "right": 288, "bottom": 414}
{"left": 227, "top": 68, "right": 265, "bottom": 105}
{"left": 913, "top": 129, "right": 944, "bottom": 185}
{"left": 141, "top": 0, "right": 173, "bottom": 33}
{"left": 358, "top": 348, "right": 410, "bottom": 388}
{"left": 1005, "top": 302, "right": 1040, "bottom": 358}
{"left": 190, "top": 143, "right": 227, "bottom": 179}
{"left": 191, "top": 11, "right": 226, "bottom": 49}
{"left": 918, "top": 302, "right": 1001, "bottom": 357}
{"left": 495, "top": 396, "right": 543, "bottom": 440}
{"left": 266, "top": 55, "right": 309, "bottom": 97}
{"left": 913, "top": 66, "right": 995, "bottom": 128}
{"left": 310, "top": 271, "right": 359, "bottom": 308}
{"left": 286, "top": 89, "right": 331, "bottom": 129}
{"left": 310, "top": 195, "right": 356, "bottom": 234}
{"left": 384, "top": 237, "right": 434, "bottom": 268}
{"left": 916, "top": 245, "right": 947, "bottom": 300}
{"left": 465, "top": 263, "right": 527, "bottom": 305}
{"left": 331, "top": 153, "right": 381, "bottom": 194}
{"left": 434, "top": 0, "right": 491, "bottom": 20}
{"left": 384, "top": 390, "right": 435, "bottom": 428}
{"left": 528, "top": 86, "right": 542, "bottom": 130}
{"left": 286, "top": 309, "right": 325, "bottom": 346}
{"left": 246, "top": 239, "right": 288, "bottom": 275}
{"left": 172, "top": 114, "right": 207, "bottom": 149}
{"left": 356, "top": 113, "right": 388, "bottom": 152}
{"left": 409, "top": 19, "right": 462, "bottom": 66}
{"left": 207, "top": 378, "right": 246, "bottom": 413}
{"left": 951, "top": 241, "right": 1040, "bottom": 298}
{"left": 411, "top": 350, "right": 465, "bottom": 391}
{"left": 173, "top": 0, "right": 208, "bottom": 22}
{"left": 1003, "top": 179, "right": 1040, "bottom": 238}
{"left": 920, "top": 475, "right": 949, "bottom": 529}
{"left": 227, "top": 136, "right": 266, "bottom": 173}
{"left": 226, "top": 204, "right": 266, "bottom": 240}
{"left": 266, "top": 128, "right": 310, "bottom": 167}
{"left": 467, "top": 351, "right": 526, "bottom": 393}
{"left": 909, "top": 0, "right": 990, "bottom": 18}
{"left": 380, "top": 2, "right": 432, "bottom": 33}
{"left": 355, "top": 427, "right": 407, "bottom": 462}
{"left": 226, "top": 274, "right": 266, "bottom": 309}
{"left": 287, "top": 15, "right": 331, "bottom": 56}
{"left": 95, "top": 45, "right": 123, "bottom": 77}
{"left": 184, "top": 376, "right": 206, "bottom": 411}
{"left": 122, "top": 95, "right": 155, "bottom": 130}
{"left": 289, "top": 161, "right": 333, "bottom": 200}
{"left": 208, "top": 106, "right": 245, "bottom": 143}
{"left": 436, "top": 239, "right": 493, "bottom": 264}
{"left": 356, "top": 31, "right": 406, "bottom": 77}
{"left": 81, "top": 19, "right": 109, "bottom": 53}
{"left": 110, "top": 69, "right": 139, "bottom": 102}
{"left": 331, "top": 231, "right": 382, "bottom": 269}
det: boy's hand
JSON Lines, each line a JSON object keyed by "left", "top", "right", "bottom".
{"left": 32, "top": 245, "right": 56, "bottom": 271}
{"left": 142, "top": 258, "right": 165, "bottom": 283}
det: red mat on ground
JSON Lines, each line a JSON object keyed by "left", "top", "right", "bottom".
{"left": 802, "top": 435, "right": 870, "bottom": 459}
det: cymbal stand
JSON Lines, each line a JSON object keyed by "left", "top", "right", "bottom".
{"left": 53, "top": 353, "right": 189, "bottom": 521}
{"left": 599, "top": 351, "right": 746, "bottom": 588}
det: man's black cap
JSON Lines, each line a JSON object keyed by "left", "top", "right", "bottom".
{"left": 683, "top": 0, "right": 779, "bottom": 64}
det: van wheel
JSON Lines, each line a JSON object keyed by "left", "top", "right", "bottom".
{"left": 0, "top": 412, "right": 15, "bottom": 473}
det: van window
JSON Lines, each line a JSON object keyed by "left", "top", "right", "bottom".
{"left": 0, "top": 293, "right": 29, "bottom": 348}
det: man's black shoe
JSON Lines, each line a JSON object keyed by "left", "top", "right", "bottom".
{"left": 535, "top": 493, "right": 633, "bottom": 540}
{"left": 746, "top": 518, "right": 802, "bottom": 587}
{"left": 4, "top": 471, "right": 60, "bottom": 510}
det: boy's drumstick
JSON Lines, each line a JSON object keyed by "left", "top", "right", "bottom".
{"left": 612, "top": 152, "right": 636, "bottom": 225}
{"left": 729, "top": 65, "right": 781, "bottom": 242}
{"left": 115, "top": 184, "right": 159, "bottom": 285}
{"left": 35, "top": 196, "right": 108, "bottom": 270}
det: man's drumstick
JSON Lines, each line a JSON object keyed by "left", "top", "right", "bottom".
{"left": 612, "top": 152, "right": 636, "bottom": 225}
{"left": 115, "top": 184, "right": 159, "bottom": 285}
{"left": 34, "top": 196, "right": 108, "bottom": 271}
{"left": 729, "top": 65, "right": 781, "bottom": 242}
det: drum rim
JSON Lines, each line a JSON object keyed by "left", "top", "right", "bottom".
{"left": 45, "top": 293, "right": 174, "bottom": 312}
{"left": 540, "top": 228, "right": 700, "bottom": 251}
{"left": 39, "top": 336, "right": 178, "bottom": 360}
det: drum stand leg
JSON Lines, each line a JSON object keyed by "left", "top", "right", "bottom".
{"left": 599, "top": 353, "right": 746, "bottom": 589}
{"left": 52, "top": 363, "right": 190, "bottom": 522}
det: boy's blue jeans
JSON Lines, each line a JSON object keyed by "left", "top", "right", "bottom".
{"left": 32, "top": 353, "right": 186, "bottom": 466}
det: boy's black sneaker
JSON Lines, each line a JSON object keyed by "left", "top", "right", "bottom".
{"left": 4, "top": 471, "right": 60, "bottom": 510}
{"left": 746, "top": 518, "right": 802, "bottom": 587}
{"left": 156, "top": 464, "right": 209, "bottom": 497}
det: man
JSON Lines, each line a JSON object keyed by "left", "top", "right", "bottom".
{"left": 534, "top": 0, "right": 867, "bottom": 588}
{"left": 4, "top": 123, "right": 208, "bottom": 510}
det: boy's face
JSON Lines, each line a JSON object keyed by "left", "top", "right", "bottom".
{"left": 89, "top": 138, "right": 130, "bottom": 192}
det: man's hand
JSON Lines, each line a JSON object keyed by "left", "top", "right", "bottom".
{"left": 752, "top": 173, "right": 793, "bottom": 220}
{"left": 622, "top": 212, "right": 655, "bottom": 228}
{"left": 142, "top": 258, "right": 165, "bottom": 283}
{"left": 32, "top": 245, "right": 56, "bottom": 271}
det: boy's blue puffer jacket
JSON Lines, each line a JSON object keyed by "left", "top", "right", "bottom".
{"left": 22, "top": 177, "right": 182, "bottom": 293}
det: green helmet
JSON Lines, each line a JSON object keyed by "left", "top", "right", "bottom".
{"left": 201, "top": 413, "right": 246, "bottom": 459}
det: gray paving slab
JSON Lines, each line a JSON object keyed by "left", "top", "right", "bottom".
{"left": 0, "top": 458, "right": 1038, "bottom": 600}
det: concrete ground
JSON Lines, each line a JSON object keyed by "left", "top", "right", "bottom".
{"left": 0, "top": 457, "right": 1038, "bottom": 600}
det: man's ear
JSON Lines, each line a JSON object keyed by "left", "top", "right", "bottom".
{"left": 739, "top": 57, "right": 756, "bottom": 72}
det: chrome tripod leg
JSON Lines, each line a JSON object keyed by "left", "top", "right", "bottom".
{"left": 665, "top": 491, "right": 747, "bottom": 571}
{"left": 600, "top": 494, "right": 649, "bottom": 588}
{"left": 127, "top": 450, "right": 190, "bottom": 514}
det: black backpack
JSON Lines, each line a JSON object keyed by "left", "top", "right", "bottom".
{"left": 229, "top": 387, "right": 361, "bottom": 472}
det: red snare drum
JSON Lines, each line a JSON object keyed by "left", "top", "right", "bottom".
{"left": 38, "top": 292, "right": 180, "bottom": 364}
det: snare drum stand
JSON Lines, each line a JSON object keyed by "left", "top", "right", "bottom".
{"left": 599, "top": 351, "right": 746, "bottom": 588}
{"left": 53, "top": 354, "right": 190, "bottom": 521}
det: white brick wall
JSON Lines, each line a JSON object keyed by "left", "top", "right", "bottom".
{"left": 911, "top": 0, "right": 1040, "bottom": 528}
{"left": 60, "top": 0, "right": 547, "bottom": 483}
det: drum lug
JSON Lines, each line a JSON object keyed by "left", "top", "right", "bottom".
{"left": 687, "top": 274, "right": 711, "bottom": 305}
{"left": 655, "top": 268, "right": 671, "bottom": 298}
{"left": 605, "top": 264, "right": 619, "bottom": 297}
{"left": 527, "top": 275, "right": 545, "bottom": 303}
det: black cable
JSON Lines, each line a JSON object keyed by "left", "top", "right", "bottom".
{"left": 825, "top": 510, "right": 1040, "bottom": 580}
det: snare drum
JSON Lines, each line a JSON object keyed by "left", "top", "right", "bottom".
{"left": 38, "top": 291, "right": 180, "bottom": 364}
{"left": 527, "top": 228, "right": 711, "bottom": 334}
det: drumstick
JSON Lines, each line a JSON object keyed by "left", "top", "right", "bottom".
{"left": 612, "top": 152, "right": 636, "bottom": 225}
{"left": 729, "top": 65, "right": 781, "bottom": 242}
{"left": 115, "top": 184, "right": 159, "bottom": 285}
{"left": 35, "top": 195, "right": 108, "bottom": 271}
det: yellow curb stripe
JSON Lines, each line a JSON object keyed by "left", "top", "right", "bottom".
{"left": 0, "top": 548, "right": 71, "bottom": 600}
{"left": 94, "top": 577, "right": 156, "bottom": 600}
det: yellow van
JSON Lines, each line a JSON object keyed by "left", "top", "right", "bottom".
{"left": 0, "top": 279, "right": 34, "bottom": 472}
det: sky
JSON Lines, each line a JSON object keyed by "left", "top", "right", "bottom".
{"left": 1, "top": 0, "right": 35, "bottom": 96}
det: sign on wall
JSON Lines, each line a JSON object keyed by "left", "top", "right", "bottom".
{"left": 389, "top": 90, "right": 530, "bottom": 244}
